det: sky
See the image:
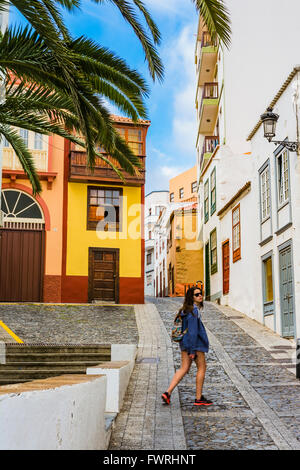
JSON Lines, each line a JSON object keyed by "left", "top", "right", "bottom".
{"left": 9, "top": 0, "right": 199, "bottom": 195}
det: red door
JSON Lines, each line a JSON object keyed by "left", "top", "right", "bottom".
{"left": 222, "top": 240, "right": 230, "bottom": 295}
{"left": 0, "top": 229, "right": 45, "bottom": 302}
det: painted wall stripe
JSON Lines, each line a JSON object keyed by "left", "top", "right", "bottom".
{"left": 0, "top": 321, "right": 23, "bottom": 343}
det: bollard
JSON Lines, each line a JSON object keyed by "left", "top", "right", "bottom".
{"left": 297, "top": 339, "right": 300, "bottom": 380}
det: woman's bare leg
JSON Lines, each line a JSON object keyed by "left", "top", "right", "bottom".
{"left": 167, "top": 351, "right": 192, "bottom": 395}
{"left": 194, "top": 352, "right": 206, "bottom": 400}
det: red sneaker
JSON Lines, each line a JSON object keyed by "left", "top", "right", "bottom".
{"left": 194, "top": 395, "right": 213, "bottom": 406}
{"left": 161, "top": 391, "right": 171, "bottom": 405}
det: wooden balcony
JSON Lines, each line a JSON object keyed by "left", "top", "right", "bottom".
{"left": 200, "top": 136, "right": 219, "bottom": 171}
{"left": 197, "top": 32, "right": 218, "bottom": 86}
{"left": 198, "top": 82, "right": 219, "bottom": 134}
{"left": 69, "top": 150, "right": 146, "bottom": 186}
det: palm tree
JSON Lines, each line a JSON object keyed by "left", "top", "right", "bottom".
{"left": 0, "top": 18, "right": 151, "bottom": 193}
{"left": 0, "top": 0, "right": 231, "bottom": 194}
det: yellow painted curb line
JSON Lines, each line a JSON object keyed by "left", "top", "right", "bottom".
{"left": 0, "top": 321, "right": 23, "bottom": 343}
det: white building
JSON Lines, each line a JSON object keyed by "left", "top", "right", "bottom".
{"left": 144, "top": 191, "right": 169, "bottom": 296}
{"left": 248, "top": 66, "right": 300, "bottom": 339}
{"left": 195, "top": 4, "right": 300, "bottom": 340}
{"left": 153, "top": 206, "right": 170, "bottom": 297}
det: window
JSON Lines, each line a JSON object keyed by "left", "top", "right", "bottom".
{"left": 179, "top": 188, "right": 184, "bottom": 199}
{"left": 147, "top": 253, "right": 152, "bottom": 265}
{"left": 210, "top": 229, "right": 217, "bottom": 274}
{"left": 149, "top": 208, "right": 152, "bottom": 216}
{"left": 116, "top": 127, "right": 143, "bottom": 155}
{"left": 260, "top": 165, "right": 271, "bottom": 221}
{"left": 232, "top": 205, "right": 241, "bottom": 262}
{"left": 170, "top": 192, "right": 174, "bottom": 202}
{"left": 87, "top": 187, "right": 122, "bottom": 231}
{"left": 191, "top": 181, "right": 197, "bottom": 193}
{"left": 155, "top": 205, "right": 164, "bottom": 216}
{"left": 34, "top": 133, "right": 43, "bottom": 150}
{"left": 146, "top": 274, "right": 152, "bottom": 286}
{"left": 204, "top": 179, "right": 209, "bottom": 223}
{"left": 277, "top": 149, "right": 289, "bottom": 206}
{"left": 263, "top": 256, "right": 274, "bottom": 303}
{"left": 20, "top": 129, "right": 28, "bottom": 147}
{"left": 210, "top": 168, "right": 216, "bottom": 215}
{"left": 127, "top": 128, "right": 143, "bottom": 155}
{"left": 148, "top": 231, "right": 152, "bottom": 240}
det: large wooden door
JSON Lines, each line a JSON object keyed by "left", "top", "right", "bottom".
{"left": 88, "top": 248, "right": 119, "bottom": 303}
{"left": 0, "top": 229, "right": 45, "bottom": 302}
{"left": 222, "top": 240, "right": 230, "bottom": 295}
{"left": 279, "top": 244, "right": 295, "bottom": 338}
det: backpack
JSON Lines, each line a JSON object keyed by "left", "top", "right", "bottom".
{"left": 171, "top": 312, "right": 188, "bottom": 342}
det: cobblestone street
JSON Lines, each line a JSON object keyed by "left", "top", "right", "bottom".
{"left": 151, "top": 297, "right": 300, "bottom": 450}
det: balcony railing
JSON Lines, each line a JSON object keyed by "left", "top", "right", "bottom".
{"left": 2, "top": 147, "right": 48, "bottom": 172}
{"left": 200, "top": 136, "right": 219, "bottom": 170}
{"left": 202, "top": 82, "right": 219, "bottom": 100}
{"left": 69, "top": 150, "right": 145, "bottom": 186}
{"left": 201, "top": 32, "right": 218, "bottom": 48}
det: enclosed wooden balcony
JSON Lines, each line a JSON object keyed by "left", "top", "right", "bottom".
{"left": 69, "top": 150, "right": 146, "bottom": 186}
{"left": 198, "top": 82, "right": 219, "bottom": 134}
{"left": 197, "top": 32, "right": 218, "bottom": 86}
{"left": 200, "top": 136, "right": 219, "bottom": 171}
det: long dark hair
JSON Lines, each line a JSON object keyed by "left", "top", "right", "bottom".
{"left": 178, "top": 286, "right": 203, "bottom": 316}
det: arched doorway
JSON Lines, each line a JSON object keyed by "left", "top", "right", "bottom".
{"left": 0, "top": 189, "right": 45, "bottom": 301}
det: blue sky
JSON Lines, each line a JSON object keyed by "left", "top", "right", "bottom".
{"left": 10, "top": 0, "right": 199, "bottom": 194}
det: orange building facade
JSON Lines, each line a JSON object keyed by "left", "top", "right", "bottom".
{"left": 166, "top": 166, "right": 203, "bottom": 296}
{"left": 0, "top": 116, "right": 149, "bottom": 304}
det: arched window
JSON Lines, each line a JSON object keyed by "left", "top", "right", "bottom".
{"left": 1, "top": 189, "right": 45, "bottom": 230}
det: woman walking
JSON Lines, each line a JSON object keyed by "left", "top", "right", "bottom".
{"left": 162, "top": 286, "right": 212, "bottom": 406}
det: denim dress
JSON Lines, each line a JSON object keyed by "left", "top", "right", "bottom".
{"left": 179, "top": 305, "right": 209, "bottom": 354}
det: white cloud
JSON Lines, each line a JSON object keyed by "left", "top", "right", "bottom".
{"left": 164, "top": 24, "right": 198, "bottom": 155}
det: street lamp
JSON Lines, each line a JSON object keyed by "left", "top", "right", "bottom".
{"left": 260, "top": 107, "right": 299, "bottom": 152}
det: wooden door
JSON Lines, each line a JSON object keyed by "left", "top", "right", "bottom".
{"left": 222, "top": 240, "right": 230, "bottom": 295}
{"left": 88, "top": 248, "right": 119, "bottom": 303}
{"left": 279, "top": 245, "right": 295, "bottom": 337}
{"left": 0, "top": 229, "right": 45, "bottom": 302}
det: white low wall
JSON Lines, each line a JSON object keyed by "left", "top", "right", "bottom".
{"left": 87, "top": 344, "right": 137, "bottom": 413}
{"left": 0, "top": 375, "right": 107, "bottom": 450}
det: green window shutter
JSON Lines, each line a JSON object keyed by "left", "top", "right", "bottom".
{"left": 210, "top": 168, "right": 216, "bottom": 215}
{"left": 204, "top": 179, "right": 209, "bottom": 223}
{"left": 210, "top": 228, "right": 217, "bottom": 274}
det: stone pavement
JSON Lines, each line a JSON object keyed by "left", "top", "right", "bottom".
{"left": 109, "top": 303, "right": 186, "bottom": 450}
{"left": 109, "top": 297, "right": 300, "bottom": 451}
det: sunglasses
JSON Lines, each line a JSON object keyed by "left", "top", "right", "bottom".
{"left": 194, "top": 293, "right": 202, "bottom": 297}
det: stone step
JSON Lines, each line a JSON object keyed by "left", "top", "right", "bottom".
{"left": 5, "top": 344, "right": 111, "bottom": 354}
{"left": 4, "top": 353, "right": 110, "bottom": 362}
{"left": 0, "top": 369, "right": 88, "bottom": 380}
{"left": 0, "top": 344, "right": 111, "bottom": 386}
{"left": 0, "top": 361, "right": 105, "bottom": 370}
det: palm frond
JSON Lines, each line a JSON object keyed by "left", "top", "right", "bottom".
{"left": 193, "top": 0, "right": 231, "bottom": 48}
{"left": 92, "top": 0, "right": 164, "bottom": 82}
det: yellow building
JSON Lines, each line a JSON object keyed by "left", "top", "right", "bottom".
{"left": 62, "top": 115, "right": 150, "bottom": 304}
{"left": 167, "top": 166, "right": 203, "bottom": 296}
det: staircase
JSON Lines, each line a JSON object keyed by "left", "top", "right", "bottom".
{"left": 0, "top": 343, "right": 111, "bottom": 386}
